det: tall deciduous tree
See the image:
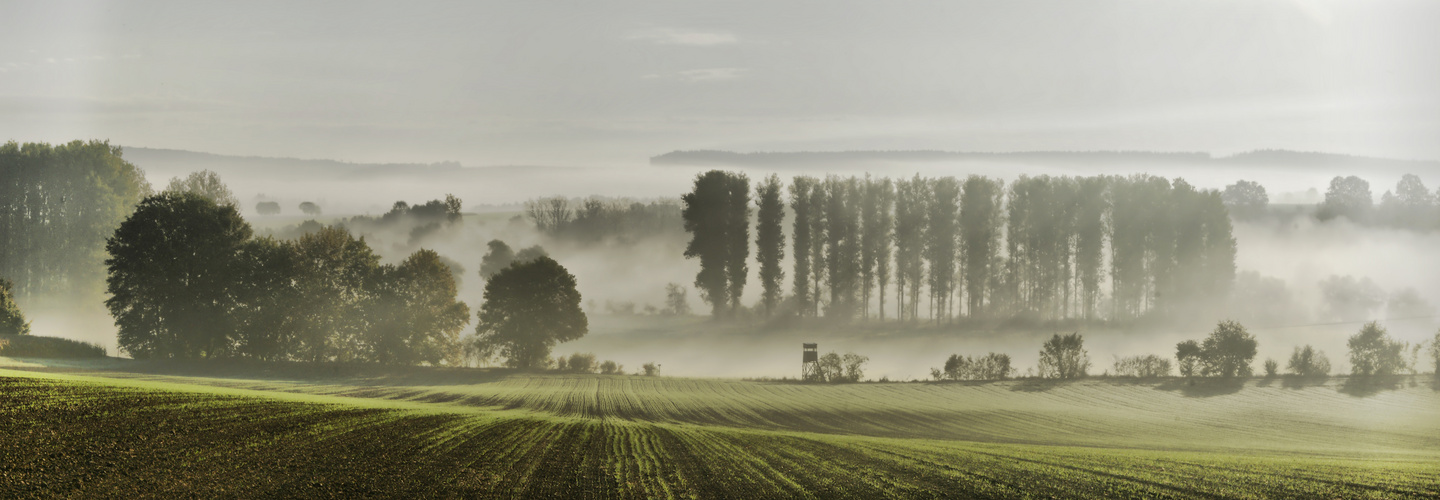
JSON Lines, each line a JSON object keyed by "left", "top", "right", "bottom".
{"left": 106, "top": 192, "right": 252, "bottom": 359}
{"left": 1319, "top": 175, "right": 1373, "bottom": 222}
{"left": 472, "top": 256, "right": 587, "bottom": 368}
{"left": 682, "top": 170, "right": 750, "bottom": 318}
{"left": 869, "top": 178, "right": 895, "bottom": 321}
{"left": 371, "top": 249, "right": 471, "bottom": 365}
{"left": 163, "top": 170, "right": 239, "bottom": 207}
{"left": 726, "top": 173, "right": 752, "bottom": 316}
{"left": 789, "top": 176, "right": 817, "bottom": 316}
{"left": 925, "top": 177, "right": 959, "bottom": 323}
{"left": 755, "top": 174, "right": 785, "bottom": 317}
{"left": 893, "top": 176, "right": 928, "bottom": 321}
{"left": 960, "top": 175, "right": 1004, "bottom": 318}
{"left": 824, "top": 176, "right": 861, "bottom": 319}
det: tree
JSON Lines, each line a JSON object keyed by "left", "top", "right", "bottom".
{"left": 1175, "top": 340, "right": 1201, "bottom": 377}
{"left": 1221, "top": 180, "right": 1268, "bottom": 218}
{"left": 600, "top": 360, "right": 623, "bottom": 375}
{"left": 1348, "top": 321, "right": 1409, "bottom": 377}
{"left": 1318, "top": 175, "right": 1372, "bottom": 222}
{"left": 1319, "top": 275, "right": 1385, "bottom": 322}
{"left": 256, "top": 201, "right": 281, "bottom": 215}
{"left": 1286, "top": 345, "right": 1331, "bottom": 377}
{"left": 682, "top": 171, "right": 748, "bottom": 318}
{"left": 290, "top": 226, "right": 383, "bottom": 363}
{"left": 299, "top": 201, "right": 322, "bottom": 216}
{"left": 1, "top": 140, "right": 151, "bottom": 298}
{"left": 1199, "top": 320, "right": 1258, "bottom": 378}
{"left": 789, "top": 176, "right": 817, "bottom": 316}
{"left": 472, "top": 256, "right": 587, "bottom": 368}
{"left": 755, "top": 174, "right": 785, "bottom": 317}
{"left": 1037, "top": 333, "right": 1089, "bottom": 379}
{"left": 478, "top": 240, "right": 515, "bottom": 281}
{"left": 725, "top": 173, "right": 752, "bottom": 316}
{"left": 105, "top": 192, "right": 253, "bottom": 359}
{"left": 642, "top": 362, "right": 661, "bottom": 376}
{"left": 0, "top": 278, "right": 30, "bottom": 335}
{"left": 164, "top": 170, "right": 238, "bottom": 207}
{"left": 1429, "top": 331, "right": 1440, "bottom": 376}
{"left": 1073, "top": 176, "right": 1108, "bottom": 320}
{"left": 841, "top": 352, "right": 869, "bottom": 382}
{"left": 925, "top": 177, "right": 960, "bottom": 323}
{"left": 893, "top": 176, "right": 927, "bottom": 321}
{"left": 369, "top": 249, "right": 470, "bottom": 365}
{"left": 823, "top": 176, "right": 861, "bottom": 319}
{"left": 960, "top": 176, "right": 1004, "bottom": 318}
{"left": 871, "top": 178, "right": 896, "bottom": 321}
{"left": 525, "top": 196, "right": 572, "bottom": 233}
{"left": 230, "top": 236, "right": 299, "bottom": 361}
{"left": 663, "top": 283, "right": 691, "bottom": 316}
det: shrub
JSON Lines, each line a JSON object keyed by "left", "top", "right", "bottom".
{"left": 1286, "top": 345, "right": 1331, "bottom": 377}
{"left": 1038, "top": 333, "right": 1089, "bottom": 379}
{"left": 641, "top": 362, "right": 661, "bottom": 376}
{"left": 936, "top": 353, "right": 1014, "bottom": 381}
{"left": 1263, "top": 359, "right": 1279, "bottom": 378}
{"left": 554, "top": 356, "right": 568, "bottom": 371}
{"left": 1348, "top": 322, "right": 1409, "bottom": 376}
{"left": 0, "top": 279, "right": 29, "bottom": 336}
{"left": 566, "top": 352, "right": 598, "bottom": 373}
{"left": 599, "top": 360, "right": 623, "bottom": 375}
{"left": 809, "top": 351, "right": 868, "bottom": 383}
{"left": 1113, "top": 355, "right": 1172, "bottom": 378}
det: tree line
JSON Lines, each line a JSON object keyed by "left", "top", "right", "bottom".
{"left": 0, "top": 141, "right": 151, "bottom": 298}
{"left": 683, "top": 171, "right": 1236, "bottom": 324}
{"left": 107, "top": 191, "right": 471, "bottom": 364}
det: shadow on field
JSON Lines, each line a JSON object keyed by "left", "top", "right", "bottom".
{"left": 1279, "top": 375, "right": 1329, "bottom": 389}
{"left": 1339, "top": 375, "right": 1408, "bottom": 397}
{"left": 1153, "top": 377, "right": 1245, "bottom": 397}
{"left": 1008, "top": 378, "right": 1074, "bottom": 392}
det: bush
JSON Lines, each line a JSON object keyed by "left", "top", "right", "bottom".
{"left": 641, "top": 362, "right": 661, "bottom": 376}
{"left": 1286, "top": 345, "right": 1331, "bottom": 377}
{"left": 808, "top": 351, "right": 867, "bottom": 383}
{"left": 0, "top": 279, "right": 29, "bottom": 336}
{"left": 1038, "top": 333, "right": 1089, "bottom": 379}
{"left": 1348, "top": 322, "right": 1410, "bottom": 376}
{"left": 1175, "top": 340, "right": 1201, "bottom": 377}
{"left": 1113, "top": 355, "right": 1172, "bottom": 378}
{"left": 599, "top": 360, "right": 623, "bottom": 375}
{"left": 935, "top": 353, "right": 1013, "bottom": 381}
{"left": 566, "top": 352, "right": 598, "bottom": 373}
{"left": 1263, "top": 359, "right": 1279, "bottom": 378}
{"left": 0, "top": 335, "right": 105, "bottom": 358}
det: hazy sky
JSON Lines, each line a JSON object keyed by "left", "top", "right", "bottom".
{"left": 3, "top": 0, "right": 1437, "bottom": 166}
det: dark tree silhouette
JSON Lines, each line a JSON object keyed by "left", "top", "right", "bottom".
{"left": 925, "top": 177, "right": 959, "bottom": 323}
{"left": 106, "top": 192, "right": 252, "bottom": 359}
{"left": 370, "top": 249, "right": 470, "bottom": 365}
{"left": 1221, "top": 179, "right": 1268, "bottom": 218}
{"left": 893, "top": 176, "right": 927, "bottom": 321}
{"left": 789, "top": 176, "right": 817, "bottom": 316}
{"left": 1199, "top": 320, "right": 1258, "bottom": 378}
{"left": 1318, "top": 175, "right": 1372, "bottom": 222}
{"left": 255, "top": 201, "right": 282, "bottom": 215}
{"left": 299, "top": 201, "right": 322, "bottom": 216}
{"left": 1175, "top": 340, "right": 1201, "bottom": 377}
{"left": 755, "top": 174, "right": 785, "bottom": 317}
{"left": 479, "top": 239, "right": 515, "bottom": 281}
{"left": 824, "top": 176, "right": 861, "bottom": 319}
{"left": 472, "top": 256, "right": 587, "bottom": 368}
{"left": 0, "top": 278, "right": 30, "bottom": 335}
{"left": 682, "top": 170, "right": 749, "bottom": 318}
{"left": 290, "top": 226, "right": 382, "bottom": 363}
{"left": 960, "top": 175, "right": 1003, "bottom": 318}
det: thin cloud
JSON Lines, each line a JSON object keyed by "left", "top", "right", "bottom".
{"left": 626, "top": 28, "right": 738, "bottom": 46}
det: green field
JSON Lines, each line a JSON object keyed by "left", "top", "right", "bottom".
{"left": 2, "top": 359, "right": 1437, "bottom": 498}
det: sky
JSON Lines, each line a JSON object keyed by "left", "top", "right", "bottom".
{"left": 2, "top": 0, "right": 1438, "bottom": 166}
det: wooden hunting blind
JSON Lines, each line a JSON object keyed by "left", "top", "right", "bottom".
{"left": 802, "top": 343, "right": 818, "bottom": 380}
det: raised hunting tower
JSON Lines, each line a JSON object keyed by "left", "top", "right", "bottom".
{"left": 802, "top": 343, "right": 818, "bottom": 380}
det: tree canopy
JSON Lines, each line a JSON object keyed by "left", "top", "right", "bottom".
{"left": 0, "top": 278, "right": 31, "bottom": 335}
{"left": 164, "top": 170, "right": 239, "bottom": 207}
{"left": 472, "top": 256, "right": 587, "bottom": 368}
{"left": 1037, "top": 333, "right": 1089, "bottom": 379}
{"left": 1198, "top": 320, "right": 1258, "bottom": 378}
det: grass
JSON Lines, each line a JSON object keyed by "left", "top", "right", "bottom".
{"left": 2, "top": 359, "right": 1438, "bottom": 498}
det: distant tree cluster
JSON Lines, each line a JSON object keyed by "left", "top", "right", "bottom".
{"left": 1286, "top": 345, "right": 1331, "bottom": 377}
{"left": 106, "top": 192, "right": 470, "bottom": 364}
{"left": 0, "top": 278, "right": 31, "bottom": 335}
{"left": 525, "top": 196, "right": 682, "bottom": 243}
{"left": 931, "top": 352, "right": 1013, "bottom": 381}
{"left": 339, "top": 195, "right": 463, "bottom": 246}
{"left": 683, "top": 171, "right": 1237, "bottom": 324}
{"left": 478, "top": 239, "right": 548, "bottom": 281}
{"left": 1317, "top": 173, "right": 1440, "bottom": 230}
{"left": 1175, "top": 320, "right": 1258, "bottom": 378}
{"left": 0, "top": 141, "right": 152, "bottom": 298}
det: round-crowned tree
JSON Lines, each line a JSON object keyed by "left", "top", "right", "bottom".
{"left": 472, "top": 256, "right": 587, "bottom": 368}
{"left": 0, "top": 278, "right": 31, "bottom": 335}
{"left": 105, "top": 192, "right": 252, "bottom": 359}
{"left": 1200, "top": 320, "right": 1258, "bottom": 377}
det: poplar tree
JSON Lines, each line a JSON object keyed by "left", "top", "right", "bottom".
{"left": 789, "top": 176, "right": 816, "bottom": 316}
{"left": 755, "top": 174, "right": 785, "bottom": 317}
{"left": 960, "top": 175, "right": 1004, "bottom": 318}
{"left": 725, "top": 173, "right": 752, "bottom": 317}
{"left": 925, "top": 177, "right": 960, "bottom": 324}
{"left": 682, "top": 170, "right": 736, "bottom": 317}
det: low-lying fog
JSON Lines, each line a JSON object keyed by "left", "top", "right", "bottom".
{"left": 19, "top": 160, "right": 1440, "bottom": 380}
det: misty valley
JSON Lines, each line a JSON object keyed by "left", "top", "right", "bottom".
{"left": 1, "top": 141, "right": 1438, "bottom": 498}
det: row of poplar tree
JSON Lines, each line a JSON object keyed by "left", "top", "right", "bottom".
{"left": 683, "top": 171, "right": 1236, "bottom": 323}
{"left": 0, "top": 141, "right": 151, "bottom": 298}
